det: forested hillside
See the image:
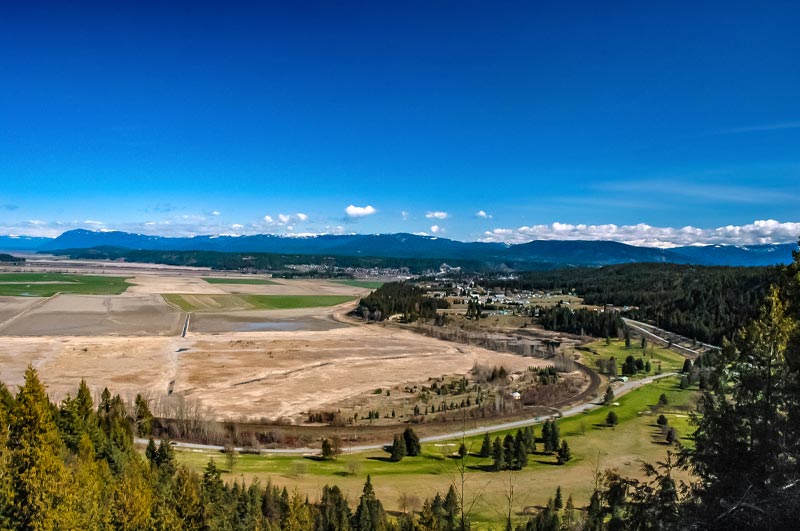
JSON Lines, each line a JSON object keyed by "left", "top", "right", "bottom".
{"left": 358, "top": 282, "right": 450, "bottom": 322}
{"left": 582, "top": 248, "right": 800, "bottom": 530}
{"left": 0, "top": 369, "right": 466, "bottom": 531}
{"left": 491, "top": 263, "right": 784, "bottom": 344}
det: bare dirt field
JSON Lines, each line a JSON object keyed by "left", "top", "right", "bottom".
{"left": 0, "top": 324, "right": 546, "bottom": 422}
{"left": 0, "top": 296, "right": 44, "bottom": 325}
{"left": 0, "top": 294, "right": 184, "bottom": 336}
{"left": 125, "top": 274, "right": 230, "bottom": 295}
{"left": 190, "top": 310, "right": 348, "bottom": 333}
{"left": 0, "top": 265, "right": 548, "bottom": 425}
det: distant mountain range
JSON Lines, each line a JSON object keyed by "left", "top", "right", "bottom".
{"left": 1, "top": 229, "right": 797, "bottom": 268}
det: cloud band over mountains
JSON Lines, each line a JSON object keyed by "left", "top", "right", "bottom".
{"left": 1, "top": 218, "right": 798, "bottom": 248}
{"left": 480, "top": 220, "right": 800, "bottom": 248}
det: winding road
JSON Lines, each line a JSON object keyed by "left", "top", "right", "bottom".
{"left": 134, "top": 371, "right": 676, "bottom": 455}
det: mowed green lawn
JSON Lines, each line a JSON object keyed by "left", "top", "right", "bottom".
{"left": 333, "top": 280, "right": 385, "bottom": 289}
{"left": 580, "top": 339, "right": 687, "bottom": 377}
{"left": 162, "top": 293, "right": 355, "bottom": 312}
{"left": 0, "top": 273, "right": 131, "bottom": 297}
{"left": 174, "top": 377, "right": 697, "bottom": 528}
{"left": 203, "top": 277, "right": 278, "bottom": 285}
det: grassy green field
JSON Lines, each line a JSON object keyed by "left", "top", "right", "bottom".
{"left": 333, "top": 280, "right": 385, "bottom": 289}
{"left": 242, "top": 295, "right": 355, "bottom": 309}
{"left": 203, "top": 277, "right": 278, "bottom": 285}
{"left": 175, "top": 377, "right": 697, "bottom": 528}
{"left": 579, "top": 339, "right": 687, "bottom": 378}
{"left": 0, "top": 273, "right": 131, "bottom": 297}
{"left": 162, "top": 293, "right": 355, "bottom": 312}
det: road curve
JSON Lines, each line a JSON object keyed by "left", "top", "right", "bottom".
{"left": 135, "top": 372, "right": 677, "bottom": 456}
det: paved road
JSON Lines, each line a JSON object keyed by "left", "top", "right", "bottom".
{"left": 622, "top": 317, "right": 720, "bottom": 359}
{"left": 135, "top": 372, "right": 676, "bottom": 456}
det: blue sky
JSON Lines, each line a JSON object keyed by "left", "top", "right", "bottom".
{"left": 1, "top": 1, "right": 799, "bottom": 247}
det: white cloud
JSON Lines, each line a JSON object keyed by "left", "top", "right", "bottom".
{"left": 426, "top": 211, "right": 449, "bottom": 220}
{"left": 230, "top": 224, "right": 244, "bottom": 230}
{"left": 476, "top": 210, "right": 492, "bottom": 219}
{"left": 401, "top": 211, "right": 409, "bottom": 221}
{"left": 211, "top": 210, "right": 221, "bottom": 216}
{"left": 264, "top": 213, "right": 307, "bottom": 226}
{"left": 479, "top": 220, "right": 800, "bottom": 248}
{"left": 345, "top": 205, "right": 377, "bottom": 218}
{"left": 430, "top": 225, "right": 444, "bottom": 234}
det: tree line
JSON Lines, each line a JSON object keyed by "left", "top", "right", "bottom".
{"left": 52, "top": 246, "right": 487, "bottom": 275}
{"left": 485, "top": 263, "right": 783, "bottom": 344}
{"left": 358, "top": 282, "right": 450, "bottom": 322}
{"left": 536, "top": 306, "right": 625, "bottom": 338}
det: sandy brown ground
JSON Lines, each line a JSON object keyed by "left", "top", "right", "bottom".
{"left": 0, "top": 294, "right": 184, "bottom": 336}
{"left": 190, "top": 311, "right": 348, "bottom": 333}
{"left": 0, "top": 296, "right": 44, "bottom": 325}
{"left": 125, "top": 274, "right": 370, "bottom": 297}
{"left": 0, "top": 335, "right": 180, "bottom": 403}
{"left": 178, "top": 325, "right": 547, "bottom": 421}
{"left": 0, "top": 267, "right": 539, "bottom": 424}
{"left": 0, "top": 323, "right": 546, "bottom": 422}
{"left": 125, "top": 274, "right": 230, "bottom": 295}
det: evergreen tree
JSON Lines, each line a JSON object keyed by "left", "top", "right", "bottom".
{"left": 155, "top": 437, "right": 177, "bottom": 476}
{"left": 353, "top": 476, "right": 387, "bottom": 531}
{"left": 7, "top": 365, "right": 71, "bottom": 531}
{"left": 604, "top": 385, "right": 614, "bottom": 404}
{"left": 390, "top": 434, "right": 406, "bottom": 462}
{"left": 321, "top": 438, "right": 335, "bottom": 460}
{"left": 541, "top": 421, "right": 551, "bottom": 452}
{"left": 547, "top": 421, "right": 559, "bottom": 453}
{"left": 403, "top": 426, "right": 421, "bottom": 456}
{"left": 284, "top": 489, "right": 313, "bottom": 531}
{"left": 606, "top": 411, "right": 619, "bottom": 426}
{"left": 514, "top": 435, "right": 528, "bottom": 469}
{"left": 145, "top": 437, "right": 158, "bottom": 465}
{"left": 492, "top": 437, "right": 505, "bottom": 471}
{"left": 564, "top": 495, "right": 575, "bottom": 528}
{"left": 442, "top": 486, "right": 459, "bottom": 531}
{"left": 556, "top": 440, "right": 571, "bottom": 464}
{"left": 134, "top": 393, "right": 153, "bottom": 437}
{"left": 479, "top": 432, "right": 492, "bottom": 457}
{"left": 458, "top": 442, "right": 468, "bottom": 459}
{"left": 554, "top": 486, "right": 563, "bottom": 510}
{"left": 503, "top": 433, "right": 515, "bottom": 469}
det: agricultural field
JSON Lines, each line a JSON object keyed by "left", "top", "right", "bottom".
{"left": 0, "top": 272, "right": 131, "bottom": 296}
{"left": 333, "top": 279, "right": 385, "bottom": 289}
{"left": 175, "top": 376, "right": 698, "bottom": 528}
{"left": 202, "top": 277, "right": 278, "bottom": 285}
{"left": 162, "top": 293, "right": 355, "bottom": 312}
